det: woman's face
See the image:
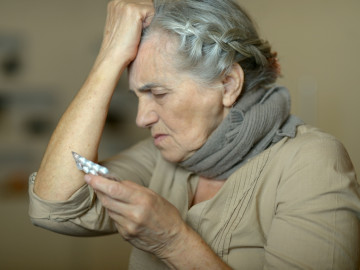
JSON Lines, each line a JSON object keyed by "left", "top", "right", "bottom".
{"left": 128, "top": 33, "right": 229, "bottom": 163}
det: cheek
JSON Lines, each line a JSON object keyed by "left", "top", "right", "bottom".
{"left": 161, "top": 97, "right": 192, "bottom": 127}
{"left": 192, "top": 105, "right": 224, "bottom": 143}
{"left": 160, "top": 85, "right": 224, "bottom": 144}
{"left": 175, "top": 105, "right": 223, "bottom": 145}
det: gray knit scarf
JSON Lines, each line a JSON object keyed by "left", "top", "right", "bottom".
{"left": 180, "top": 85, "right": 303, "bottom": 180}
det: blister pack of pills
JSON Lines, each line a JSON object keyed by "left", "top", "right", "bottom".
{"left": 72, "top": 151, "right": 119, "bottom": 181}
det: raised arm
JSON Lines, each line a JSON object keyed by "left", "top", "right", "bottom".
{"left": 34, "top": 0, "right": 154, "bottom": 201}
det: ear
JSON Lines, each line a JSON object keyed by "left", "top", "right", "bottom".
{"left": 222, "top": 63, "right": 244, "bottom": 107}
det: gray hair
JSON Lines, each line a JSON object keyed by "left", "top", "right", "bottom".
{"left": 143, "top": 0, "right": 280, "bottom": 93}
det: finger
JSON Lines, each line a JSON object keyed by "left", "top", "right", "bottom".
{"left": 94, "top": 185, "right": 155, "bottom": 229}
{"left": 94, "top": 189, "right": 136, "bottom": 217}
{"left": 85, "top": 174, "right": 123, "bottom": 198}
{"left": 95, "top": 190, "right": 147, "bottom": 240}
{"left": 140, "top": 1, "right": 155, "bottom": 27}
{"left": 85, "top": 174, "right": 136, "bottom": 203}
{"left": 107, "top": 209, "right": 140, "bottom": 241}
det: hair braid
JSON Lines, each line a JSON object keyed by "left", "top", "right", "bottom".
{"left": 145, "top": 0, "right": 280, "bottom": 92}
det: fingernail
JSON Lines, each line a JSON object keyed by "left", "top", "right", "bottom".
{"left": 84, "top": 174, "right": 92, "bottom": 183}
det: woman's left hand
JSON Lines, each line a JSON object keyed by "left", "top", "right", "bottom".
{"left": 84, "top": 174, "right": 186, "bottom": 259}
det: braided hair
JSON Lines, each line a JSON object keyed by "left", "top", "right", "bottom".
{"left": 144, "top": 0, "right": 280, "bottom": 92}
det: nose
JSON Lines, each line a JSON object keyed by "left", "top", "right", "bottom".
{"left": 136, "top": 98, "right": 158, "bottom": 128}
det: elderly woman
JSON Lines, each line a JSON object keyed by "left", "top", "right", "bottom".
{"left": 29, "top": 0, "right": 360, "bottom": 269}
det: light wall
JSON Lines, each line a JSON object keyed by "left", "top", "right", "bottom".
{"left": 0, "top": 0, "right": 359, "bottom": 269}
{"left": 240, "top": 0, "right": 360, "bottom": 171}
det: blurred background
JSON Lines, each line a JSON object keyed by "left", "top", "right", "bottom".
{"left": 0, "top": 0, "right": 359, "bottom": 269}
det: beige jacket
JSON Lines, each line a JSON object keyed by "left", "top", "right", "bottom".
{"left": 29, "top": 125, "right": 360, "bottom": 269}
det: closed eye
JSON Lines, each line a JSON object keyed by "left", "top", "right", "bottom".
{"left": 131, "top": 83, "right": 171, "bottom": 100}
{"left": 152, "top": 91, "right": 167, "bottom": 98}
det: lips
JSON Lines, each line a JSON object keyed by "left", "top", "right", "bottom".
{"left": 153, "top": 133, "right": 168, "bottom": 146}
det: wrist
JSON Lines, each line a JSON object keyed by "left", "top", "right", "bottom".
{"left": 93, "top": 42, "right": 136, "bottom": 75}
{"left": 159, "top": 224, "right": 231, "bottom": 270}
{"left": 159, "top": 222, "right": 191, "bottom": 269}
{"left": 91, "top": 53, "right": 126, "bottom": 82}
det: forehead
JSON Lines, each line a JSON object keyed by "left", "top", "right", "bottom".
{"left": 128, "top": 32, "right": 178, "bottom": 90}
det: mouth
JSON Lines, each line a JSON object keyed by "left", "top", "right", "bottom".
{"left": 153, "top": 133, "right": 168, "bottom": 146}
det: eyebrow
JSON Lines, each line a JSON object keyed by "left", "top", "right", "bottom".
{"left": 139, "top": 83, "right": 162, "bottom": 92}
{"left": 130, "top": 83, "right": 170, "bottom": 93}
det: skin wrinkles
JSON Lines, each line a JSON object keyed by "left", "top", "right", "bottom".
{"left": 128, "top": 31, "right": 229, "bottom": 163}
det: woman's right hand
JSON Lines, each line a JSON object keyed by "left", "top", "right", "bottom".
{"left": 96, "top": 0, "right": 154, "bottom": 68}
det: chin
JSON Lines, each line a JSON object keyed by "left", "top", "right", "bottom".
{"left": 160, "top": 149, "right": 194, "bottom": 164}
{"left": 160, "top": 153, "right": 182, "bottom": 164}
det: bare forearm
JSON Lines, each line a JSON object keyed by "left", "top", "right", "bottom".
{"left": 34, "top": 59, "right": 125, "bottom": 201}
{"left": 162, "top": 225, "right": 232, "bottom": 270}
{"left": 33, "top": 1, "right": 154, "bottom": 201}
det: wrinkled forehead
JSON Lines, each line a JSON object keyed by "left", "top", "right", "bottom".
{"left": 128, "top": 31, "right": 179, "bottom": 89}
